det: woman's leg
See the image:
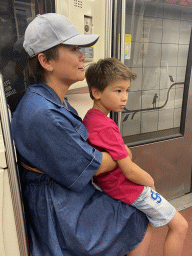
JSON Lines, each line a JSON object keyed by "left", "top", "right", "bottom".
{"left": 126, "top": 224, "right": 153, "bottom": 256}
{"left": 163, "top": 210, "right": 188, "bottom": 256}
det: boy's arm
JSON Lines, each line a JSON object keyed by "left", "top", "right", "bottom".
{"left": 124, "top": 145, "right": 132, "bottom": 160}
{"left": 117, "top": 155, "right": 155, "bottom": 188}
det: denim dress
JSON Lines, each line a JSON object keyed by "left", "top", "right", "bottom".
{"left": 11, "top": 83, "right": 148, "bottom": 256}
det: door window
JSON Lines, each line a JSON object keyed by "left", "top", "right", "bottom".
{"left": 119, "top": 0, "right": 192, "bottom": 145}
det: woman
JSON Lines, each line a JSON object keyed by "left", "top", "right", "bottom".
{"left": 11, "top": 13, "right": 153, "bottom": 256}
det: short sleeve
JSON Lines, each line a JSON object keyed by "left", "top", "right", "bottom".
{"left": 92, "top": 126, "right": 128, "bottom": 161}
{"left": 12, "top": 106, "right": 102, "bottom": 193}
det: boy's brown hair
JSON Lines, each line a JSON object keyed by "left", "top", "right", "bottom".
{"left": 85, "top": 57, "right": 137, "bottom": 100}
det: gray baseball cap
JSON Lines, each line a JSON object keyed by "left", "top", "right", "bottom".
{"left": 23, "top": 13, "right": 99, "bottom": 57}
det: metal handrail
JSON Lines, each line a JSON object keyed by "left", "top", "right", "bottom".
{"left": 0, "top": 73, "right": 29, "bottom": 256}
{"left": 122, "top": 82, "right": 185, "bottom": 121}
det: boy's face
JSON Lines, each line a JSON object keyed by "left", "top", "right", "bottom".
{"left": 93, "top": 79, "right": 130, "bottom": 115}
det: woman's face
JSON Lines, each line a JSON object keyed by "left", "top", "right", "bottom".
{"left": 50, "top": 45, "right": 85, "bottom": 86}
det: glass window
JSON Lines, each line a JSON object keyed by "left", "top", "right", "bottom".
{"left": 120, "top": 0, "right": 192, "bottom": 146}
{"left": 0, "top": 0, "right": 55, "bottom": 112}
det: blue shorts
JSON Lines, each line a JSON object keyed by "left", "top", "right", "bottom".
{"left": 131, "top": 186, "right": 176, "bottom": 227}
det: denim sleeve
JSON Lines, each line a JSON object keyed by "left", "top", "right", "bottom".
{"left": 13, "top": 107, "right": 102, "bottom": 192}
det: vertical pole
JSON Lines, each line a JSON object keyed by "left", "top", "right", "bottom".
{"left": 105, "top": 0, "right": 113, "bottom": 58}
{"left": 118, "top": 0, "right": 126, "bottom": 131}
{"left": 0, "top": 74, "right": 29, "bottom": 256}
{"left": 112, "top": 0, "right": 118, "bottom": 57}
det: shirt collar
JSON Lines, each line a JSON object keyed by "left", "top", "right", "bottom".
{"left": 29, "top": 82, "right": 63, "bottom": 106}
{"left": 28, "top": 82, "right": 80, "bottom": 117}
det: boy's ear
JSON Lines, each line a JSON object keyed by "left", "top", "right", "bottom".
{"left": 91, "top": 87, "right": 101, "bottom": 100}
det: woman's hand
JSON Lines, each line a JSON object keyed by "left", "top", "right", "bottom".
{"left": 94, "top": 152, "right": 117, "bottom": 176}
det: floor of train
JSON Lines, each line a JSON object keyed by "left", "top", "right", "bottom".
{"left": 148, "top": 193, "right": 192, "bottom": 256}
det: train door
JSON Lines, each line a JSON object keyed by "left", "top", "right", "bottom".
{"left": 112, "top": 0, "right": 192, "bottom": 200}
{"left": 0, "top": 1, "right": 55, "bottom": 255}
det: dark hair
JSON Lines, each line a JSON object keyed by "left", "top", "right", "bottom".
{"left": 85, "top": 57, "right": 137, "bottom": 100}
{"left": 24, "top": 44, "right": 60, "bottom": 84}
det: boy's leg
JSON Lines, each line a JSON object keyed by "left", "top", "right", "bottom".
{"left": 126, "top": 224, "right": 153, "bottom": 256}
{"left": 132, "top": 187, "right": 188, "bottom": 256}
{"left": 163, "top": 210, "right": 188, "bottom": 256}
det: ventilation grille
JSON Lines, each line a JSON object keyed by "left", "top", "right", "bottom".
{"left": 74, "top": 0, "right": 82, "bottom": 8}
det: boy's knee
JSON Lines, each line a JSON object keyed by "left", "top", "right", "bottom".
{"left": 169, "top": 211, "right": 188, "bottom": 236}
{"left": 176, "top": 214, "right": 188, "bottom": 236}
{"left": 180, "top": 217, "right": 188, "bottom": 234}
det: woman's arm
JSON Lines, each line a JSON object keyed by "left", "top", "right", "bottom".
{"left": 94, "top": 152, "right": 117, "bottom": 176}
{"left": 117, "top": 156, "right": 155, "bottom": 188}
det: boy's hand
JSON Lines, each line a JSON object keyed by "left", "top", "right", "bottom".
{"left": 124, "top": 145, "right": 133, "bottom": 160}
{"left": 117, "top": 156, "right": 155, "bottom": 188}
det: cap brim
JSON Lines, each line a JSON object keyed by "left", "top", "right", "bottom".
{"left": 63, "top": 34, "right": 99, "bottom": 47}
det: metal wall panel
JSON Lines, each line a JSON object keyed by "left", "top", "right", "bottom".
{"left": 0, "top": 168, "right": 20, "bottom": 256}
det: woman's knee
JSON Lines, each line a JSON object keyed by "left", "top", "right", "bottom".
{"left": 127, "top": 224, "right": 153, "bottom": 256}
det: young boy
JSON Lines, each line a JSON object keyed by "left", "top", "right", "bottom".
{"left": 83, "top": 58, "right": 188, "bottom": 256}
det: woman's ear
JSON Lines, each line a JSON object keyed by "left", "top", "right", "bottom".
{"left": 38, "top": 53, "right": 53, "bottom": 72}
{"left": 91, "top": 87, "right": 101, "bottom": 100}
